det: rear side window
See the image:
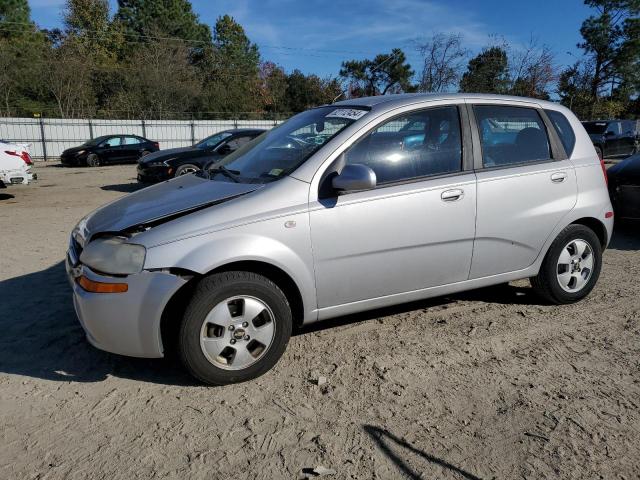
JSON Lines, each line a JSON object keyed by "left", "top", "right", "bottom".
{"left": 474, "top": 105, "right": 551, "bottom": 167}
{"left": 344, "top": 106, "right": 462, "bottom": 185}
{"left": 545, "top": 109, "right": 576, "bottom": 157}
{"left": 123, "top": 136, "right": 141, "bottom": 145}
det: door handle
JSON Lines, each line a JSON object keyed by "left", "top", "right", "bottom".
{"left": 551, "top": 172, "right": 567, "bottom": 183}
{"left": 441, "top": 188, "right": 464, "bottom": 202}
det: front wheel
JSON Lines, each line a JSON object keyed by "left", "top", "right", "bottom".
{"left": 531, "top": 224, "right": 602, "bottom": 304}
{"left": 86, "top": 153, "right": 100, "bottom": 167}
{"left": 174, "top": 164, "right": 199, "bottom": 177}
{"left": 178, "top": 271, "right": 292, "bottom": 385}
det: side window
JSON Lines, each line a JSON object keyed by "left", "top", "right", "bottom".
{"left": 102, "top": 137, "right": 122, "bottom": 147}
{"left": 225, "top": 136, "right": 253, "bottom": 152}
{"left": 344, "top": 106, "right": 462, "bottom": 185}
{"left": 545, "top": 109, "right": 576, "bottom": 157}
{"left": 474, "top": 105, "right": 551, "bottom": 167}
{"left": 607, "top": 122, "right": 621, "bottom": 135}
{"left": 123, "top": 136, "right": 141, "bottom": 145}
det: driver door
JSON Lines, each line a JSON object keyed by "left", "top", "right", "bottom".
{"left": 99, "top": 136, "right": 123, "bottom": 163}
{"left": 309, "top": 105, "right": 477, "bottom": 311}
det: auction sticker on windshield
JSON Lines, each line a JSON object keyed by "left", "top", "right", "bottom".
{"left": 326, "top": 109, "right": 368, "bottom": 121}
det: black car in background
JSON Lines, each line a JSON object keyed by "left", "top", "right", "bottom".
{"left": 61, "top": 135, "right": 159, "bottom": 167}
{"left": 608, "top": 152, "right": 640, "bottom": 220}
{"left": 136, "top": 128, "right": 265, "bottom": 183}
{"left": 582, "top": 120, "right": 638, "bottom": 160}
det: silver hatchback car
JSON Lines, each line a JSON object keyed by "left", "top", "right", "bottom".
{"left": 66, "top": 94, "right": 613, "bottom": 385}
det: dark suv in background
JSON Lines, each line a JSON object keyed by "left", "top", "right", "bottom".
{"left": 61, "top": 135, "right": 159, "bottom": 167}
{"left": 582, "top": 120, "right": 638, "bottom": 160}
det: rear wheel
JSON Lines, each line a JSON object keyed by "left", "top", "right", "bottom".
{"left": 531, "top": 224, "right": 602, "bottom": 304}
{"left": 86, "top": 153, "right": 100, "bottom": 167}
{"left": 175, "top": 164, "right": 199, "bottom": 177}
{"left": 178, "top": 271, "right": 292, "bottom": 385}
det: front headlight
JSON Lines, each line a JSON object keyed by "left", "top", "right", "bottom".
{"left": 146, "top": 160, "right": 170, "bottom": 167}
{"left": 80, "top": 236, "right": 146, "bottom": 275}
{"left": 76, "top": 150, "right": 86, "bottom": 156}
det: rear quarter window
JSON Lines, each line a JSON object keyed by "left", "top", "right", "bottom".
{"left": 545, "top": 109, "right": 576, "bottom": 157}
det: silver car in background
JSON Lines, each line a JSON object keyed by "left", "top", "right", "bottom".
{"left": 66, "top": 93, "right": 613, "bottom": 385}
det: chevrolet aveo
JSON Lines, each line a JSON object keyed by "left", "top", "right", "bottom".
{"left": 66, "top": 94, "right": 613, "bottom": 385}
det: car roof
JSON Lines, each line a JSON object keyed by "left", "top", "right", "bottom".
{"left": 222, "top": 128, "right": 267, "bottom": 134}
{"left": 333, "top": 92, "right": 563, "bottom": 112}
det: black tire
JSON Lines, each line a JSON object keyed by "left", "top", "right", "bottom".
{"left": 178, "top": 271, "right": 292, "bottom": 385}
{"left": 595, "top": 146, "right": 603, "bottom": 161}
{"left": 174, "top": 163, "right": 199, "bottom": 177}
{"left": 531, "top": 224, "right": 602, "bottom": 305}
{"left": 86, "top": 153, "right": 100, "bottom": 167}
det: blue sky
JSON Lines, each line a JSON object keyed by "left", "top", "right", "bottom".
{"left": 29, "top": 0, "right": 592, "bottom": 78}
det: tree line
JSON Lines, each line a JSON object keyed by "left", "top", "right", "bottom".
{"left": 0, "top": 0, "right": 638, "bottom": 120}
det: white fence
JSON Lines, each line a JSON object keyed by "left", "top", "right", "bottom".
{"left": 0, "top": 117, "right": 283, "bottom": 161}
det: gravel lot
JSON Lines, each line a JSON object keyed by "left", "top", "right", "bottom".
{"left": 1, "top": 164, "right": 639, "bottom": 479}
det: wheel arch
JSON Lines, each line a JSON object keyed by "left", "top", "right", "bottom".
{"left": 160, "top": 260, "right": 305, "bottom": 357}
{"left": 570, "top": 217, "right": 608, "bottom": 248}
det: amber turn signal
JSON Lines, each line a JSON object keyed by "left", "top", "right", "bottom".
{"left": 77, "top": 275, "right": 128, "bottom": 293}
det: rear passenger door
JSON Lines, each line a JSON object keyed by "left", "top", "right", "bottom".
{"left": 468, "top": 102, "right": 577, "bottom": 278}
{"left": 121, "top": 136, "right": 143, "bottom": 161}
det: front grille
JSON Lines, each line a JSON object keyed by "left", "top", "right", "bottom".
{"left": 10, "top": 177, "right": 24, "bottom": 184}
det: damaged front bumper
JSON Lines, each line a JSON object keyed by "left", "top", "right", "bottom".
{"left": 66, "top": 239, "right": 188, "bottom": 358}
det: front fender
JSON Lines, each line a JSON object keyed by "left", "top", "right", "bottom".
{"left": 144, "top": 213, "right": 318, "bottom": 323}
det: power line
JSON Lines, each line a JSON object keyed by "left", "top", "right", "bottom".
{"left": 0, "top": 21, "right": 379, "bottom": 57}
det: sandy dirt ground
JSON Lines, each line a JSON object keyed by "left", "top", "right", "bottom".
{"left": 1, "top": 163, "right": 639, "bottom": 480}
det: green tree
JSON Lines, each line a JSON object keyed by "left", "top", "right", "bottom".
{"left": 578, "top": 0, "right": 640, "bottom": 100}
{"left": 340, "top": 48, "right": 414, "bottom": 97}
{"left": 0, "top": 0, "right": 51, "bottom": 115}
{"left": 105, "top": 39, "right": 201, "bottom": 118}
{"left": 115, "top": 0, "right": 211, "bottom": 44}
{"left": 459, "top": 46, "right": 509, "bottom": 93}
{"left": 286, "top": 70, "right": 342, "bottom": 112}
{"left": 259, "top": 61, "right": 289, "bottom": 114}
{"left": 200, "top": 15, "right": 261, "bottom": 115}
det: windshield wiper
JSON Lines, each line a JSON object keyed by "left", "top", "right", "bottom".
{"left": 208, "top": 165, "right": 241, "bottom": 183}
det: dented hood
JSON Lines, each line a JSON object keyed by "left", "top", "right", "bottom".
{"left": 84, "top": 175, "right": 262, "bottom": 236}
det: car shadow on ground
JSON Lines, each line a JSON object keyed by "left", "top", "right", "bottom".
{"left": 0, "top": 261, "right": 197, "bottom": 386}
{"left": 362, "top": 425, "right": 482, "bottom": 479}
{"left": 0, "top": 193, "right": 15, "bottom": 200}
{"left": 608, "top": 220, "right": 640, "bottom": 251}
{"left": 100, "top": 182, "right": 147, "bottom": 193}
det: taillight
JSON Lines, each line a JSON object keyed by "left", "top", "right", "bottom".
{"left": 600, "top": 158, "right": 608, "bottom": 186}
{"left": 20, "top": 151, "right": 33, "bottom": 166}
{"left": 4, "top": 150, "right": 32, "bottom": 166}
{"left": 153, "top": 142, "right": 159, "bottom": 150}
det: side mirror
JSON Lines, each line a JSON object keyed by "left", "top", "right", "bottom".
{"left": 332, "top": 164, "right": 376, "bottom": 192}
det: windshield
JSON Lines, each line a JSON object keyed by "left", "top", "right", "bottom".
{"left": 206, "top": 106, "right": 367, "bottom": 184}
{"left": 583, "top": 122, "right": 608, "bottom": 134}
{"left": 196, "top": 132, "right": 233, "bottom": 149}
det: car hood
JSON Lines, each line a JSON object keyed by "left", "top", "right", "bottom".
{"left": 62, "top": 145, "right": 88, "bottom": 155}
{"left": 82, "top": 175, "right": 262, "bottom": 238}
{"left": 139, "top": 147, "right": 202, "bottom": 164}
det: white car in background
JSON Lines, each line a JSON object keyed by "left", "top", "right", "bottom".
{"left": 0, "top": 140, "right": 36, "bottom": 188}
